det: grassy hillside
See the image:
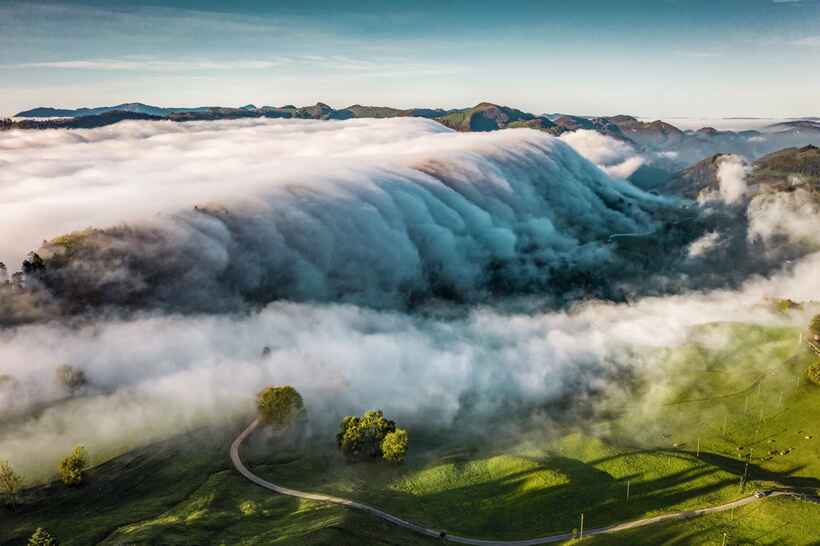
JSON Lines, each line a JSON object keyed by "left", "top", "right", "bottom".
{"left": 2, "top": 322, "right": 818, "bottom": 545}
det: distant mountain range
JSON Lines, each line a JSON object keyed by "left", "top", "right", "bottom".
{"left": 14, "top": 102, "right": 213, "bottom": 118}
{"left": 12, "top": 101, "right": 455, "bottom": 122}
{"left": 6, "top": 101, "right": 820, "bottom": 179}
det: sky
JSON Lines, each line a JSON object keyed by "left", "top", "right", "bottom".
{"left": 1, "top": 0, "right": 819, "bottom": 118}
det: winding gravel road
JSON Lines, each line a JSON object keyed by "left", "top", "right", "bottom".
{"left": 230, "top": 418, "right": 793, "bottom": 545}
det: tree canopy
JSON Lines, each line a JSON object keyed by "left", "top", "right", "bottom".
{"left": 28, "top": 528, "right": 58, "bottom": 546}
{"left": 336, "top": 410, "right": 409, "bottom": 463}
{"left": 58, "top": 446, "right": 87, "bottom": 486}
{"left": 381, "top": 429, "right": 409, "bottom": 463}
{"left": 810, "top": 314, "right": 820, "bottom": 339}
{"left": 0, "top": 459, "right": 23, "bottom": 506}
{"left": 256, "top": 386, "right": 305, "bottom": 428}
{"left": 55, "top": 365, "right": 87, "bottom": 392}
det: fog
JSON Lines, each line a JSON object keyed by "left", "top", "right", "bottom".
{"left": 1, "top": 118, "right": 684, "bottom": 312}
{"left": 2, "top": 249, "right": 817, "bottom": 480}
{"left": 559, "top": 130, "right": 645, "bottom": 178}
{"left": 1, "top": 118, "right": 818, "bottom": 482}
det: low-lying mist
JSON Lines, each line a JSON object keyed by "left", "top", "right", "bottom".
{"left": 1, "top": 252, "right": 817, "bottom": 480}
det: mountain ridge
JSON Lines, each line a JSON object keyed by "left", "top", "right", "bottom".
{"left": 6, "top": 101, "right": 820, "bottom": 177}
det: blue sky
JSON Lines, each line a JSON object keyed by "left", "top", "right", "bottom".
{"left": 1, "top": 0, "right": 819, "bottom": 117}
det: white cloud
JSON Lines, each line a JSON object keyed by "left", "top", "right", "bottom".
{"left": 687, "top": 231, "right": 721, "bottom": 258}
{"left": 698, "top": 155, "right": 749, "bottom": 205}
{"left": 3, "top": 59, "right": 289, "bottom": 71}
{"left": 716, "top": 155, "right": 750, "bottom": 204}
{"left": 559, "top": 129, "right": 645, "bottom": 178}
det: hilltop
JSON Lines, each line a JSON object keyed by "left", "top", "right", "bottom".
{"left": 661, "top": 145, "right": 820, "bottom": 199}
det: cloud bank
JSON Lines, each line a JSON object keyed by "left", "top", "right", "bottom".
{"left": 1, "top": 118, "right": 686, "bottom": 312}
{"left": 559, "top": 129, "right": 645, "bottom": 178}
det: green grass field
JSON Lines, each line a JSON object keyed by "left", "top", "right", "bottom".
{"left": 2, "top": 322, "right": 819, "bottom": 545}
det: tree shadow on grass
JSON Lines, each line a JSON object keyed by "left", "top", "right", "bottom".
{"left": 253, "top": 448, "right": 759, "bottom": 541}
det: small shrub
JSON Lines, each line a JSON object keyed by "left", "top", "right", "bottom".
{"left": 27, "top": 528, "right": 58, "bottom": 546}
{"left": 810, "top": 314, "right": 820, "bottom": 340}
{"left": 0, "top": 459, "right": 23, "bottom": 507}
{"left": 58, "top": 446, "right": 87, "bottom": 486}
{"left": 807, "top": 362, "right": 820, "bottom": 386}
{"left": 773, "top": 298, "right": 801, "bottom": 313}
{"left": 55, "top": 365, "right": 87, "bottom": 392}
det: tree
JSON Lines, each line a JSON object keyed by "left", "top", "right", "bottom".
{"left": 336, "top": 410, "right": 407, "bottom": 462}
{"left": 256, "top": 386, "right": 304, "bottom": 429}
{"left": 0, "top": 459, "right": 23, "bottom": 507}
{"left": 55, "top": 365, "right": 87, "bottom": 392}
{"left": 808, "top": 362, "right": 820, "bottom": 386}
{"left": 28, "top": 528, "right": 58, "bottom": 546}
{"left": 21, "top": 252, "right": 45, "bottom": 275}
{"left": 58, "top": 446, "right": 87, "bottom": 486}
{"left": 381, "top": 429, "right": 409, "bottom": 463}
{"left": 810, "top": 314, "right": 820, "bottom": 341}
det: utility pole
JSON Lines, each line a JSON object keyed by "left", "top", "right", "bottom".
{"left": 722, "top": 531, "right": 728, "bottom": 546}
{"left": 626, "top": 480, "right": 630, "bottom": 503}
{"left": 580, "top": 513, "right": 584, "bottom": 540}
{"left": 723, "top": 414, "right": 728, "bottom": 435}
{"left": 697, "top": 437, "right": 701, "bottom": 457}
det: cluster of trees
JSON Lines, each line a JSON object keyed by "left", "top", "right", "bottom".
{"left": 254, "top": 386, "right": 409, "bottom": 463}
{"left": 336, "top": 410, "right": 409, "bottom": 463}
{"left": 1, "top": 449, "right": 86, "bottom": 510}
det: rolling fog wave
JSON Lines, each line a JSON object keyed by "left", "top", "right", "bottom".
{"left": 1, "top": 118, "right": 683, "bottom": 312}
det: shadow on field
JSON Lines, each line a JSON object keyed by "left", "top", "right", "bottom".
{"left": 252, "top": 446, "right": 765, "bottom": 540}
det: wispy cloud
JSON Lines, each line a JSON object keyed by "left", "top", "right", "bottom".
{"left": 674, "top": 50, "right": 723, "bottom": 58}
{"left": 2, "top": 59, "right": 289, "bottom": 71}
{"left": 791, "top": 36, "right": 820, "bottom": 47}
{"left": 0, "top": 55, "right": 462, "bottom": 79}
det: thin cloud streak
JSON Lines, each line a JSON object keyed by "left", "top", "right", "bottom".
{"left": 0, "top": 55, "right": 462, "bottom": 77}
{"left": 791, "top": 36, "right": 820, "bottom": 47}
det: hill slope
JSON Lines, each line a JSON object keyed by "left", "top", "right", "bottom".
{"left": 661, "top": 145, "right": 820, "bottom": 199}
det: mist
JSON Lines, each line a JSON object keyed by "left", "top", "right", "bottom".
{"left": 1, "top": 247, "right": 817, "bottom": 480}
